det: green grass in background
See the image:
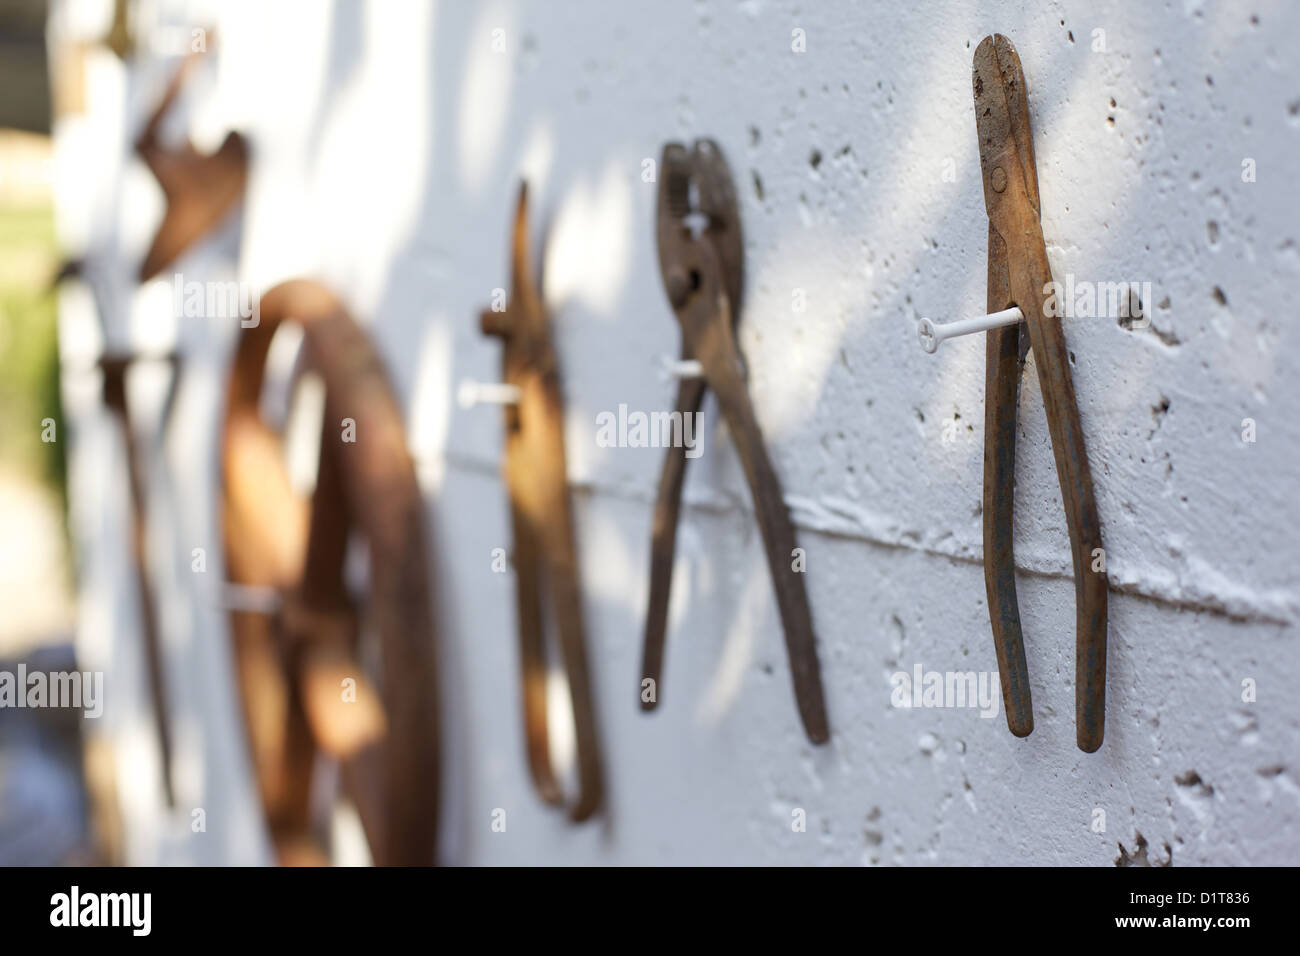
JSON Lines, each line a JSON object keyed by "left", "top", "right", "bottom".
{"left": 0, "top": 201, "right": 66, "bottom": 501}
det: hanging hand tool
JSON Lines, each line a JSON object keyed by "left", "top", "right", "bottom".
{"left": 99, "top": 351, "right": 181, "bottom": 806}
{"left": 972, "top": 34, "right": 1107, "bottom": 752}
{"left": 477, "top": 183, "right": 604, "bottom": 821}
{"left": 222, "top": 280, "right": 441, "bottom": 864}
{"left": 53, "top": 254, "right": 183, "bottom": 807}
{"left": 102, "top": 0, "right": 134, "bottom": 60}
{"left": 135, "top": 51, "right": 247, "bottom": 281}
{"left": 641, "top": 139, "right": 829, "bottom": 745}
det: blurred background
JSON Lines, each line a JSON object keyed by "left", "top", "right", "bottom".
{"left": 0, "top": 0, "right": 88, "bottom": 865}
{"left": 2, "top": 0, "right": 1297, "bottom": 866}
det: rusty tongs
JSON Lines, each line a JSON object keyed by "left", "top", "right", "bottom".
{"left": 480, "top": 183, "right": 604, "bottom": 820}
{"left": 974, "top": 35, "right": 1107, "bottom": 752}
{"left": 641, "top": 140, "right": 829, "bottom": 744}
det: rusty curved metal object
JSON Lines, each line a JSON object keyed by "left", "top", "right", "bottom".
{"left": 135, "top": 52, "right": 247, "bottom": 281}
{"left": 222, "top": 280, "right": 440, "bottom": 864}
{"left": 642, "top": 139, "right": 830, "bottom": 745}
{"left": 479, "top": 184, "right": 604, "bottom": 821}
{"left": 975, "top": 35, "right": 1107, "bottom": 752}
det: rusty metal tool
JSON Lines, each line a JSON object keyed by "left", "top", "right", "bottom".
{"left": 222, "top": 280, "right": 441, "bottom": 864}
{"left": 478, "top": 183, "right": 604, "bottom": 821}
{"left": 135, "top": 52, "right": 247, "bottom": 281}
{"left": 102, "top": 0, "right": 134, "bottom": 60}
{"left": 98, "top": 352, "right": 181, "bottom": 806}
{"left": 973, "top": 34, "right": 1107, "bottom": 752}
{"left": 641, "top": 139, "right": 829, "bottom": 745}
{"left": 53, "top": 256, "right": 183, "bottom": 807}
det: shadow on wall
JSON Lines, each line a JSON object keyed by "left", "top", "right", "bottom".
{"left": 231, "top": 1, "right": 1257, "bottom": 859}
{"left": 43, "top": 0, "right": 1288, "bottom": 864}
{"left": 0, "top": 644, "right": 95, "bottom": 865}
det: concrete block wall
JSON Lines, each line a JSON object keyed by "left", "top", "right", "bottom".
{"left": 55, "top": 0, "right": 1299, "bottom": 864}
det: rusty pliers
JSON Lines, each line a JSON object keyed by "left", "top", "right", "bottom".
{"left": 641, "top": 140, "right": 829, "bottom": 745}
{"left": 974, "top": 35, "right": 1107, "bottom": 752}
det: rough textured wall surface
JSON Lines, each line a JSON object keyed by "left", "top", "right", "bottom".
{"left": 55, "top": 0, "right": 1299, "bottom": 864}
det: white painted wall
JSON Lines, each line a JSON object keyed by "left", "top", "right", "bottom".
{"left": 55, "top": 0, "right": 1300, "bottom": 865}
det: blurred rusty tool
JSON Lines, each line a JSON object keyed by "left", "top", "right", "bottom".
{"left": 99, "top": 352, "right": 181, "bottom": 807}
{"left": 642, "top": 139, "right": 829, "bottom": 745}
{"left": 477, "top": 184, "right": 604, "bottom": 821}
{"left": 103, "top": 0, "right": 134, "bottom": 60}
{"left": 973, "top": 34, "right": 1107, "bottom": 752}
{"left": 135, "top": 51, "right": 247, "bottom": 281}
{"left": 52, "top": 252, "right": 183, "bottom": 808}
{"left": 222, "top": 281, "right": 440, "bottom": 864}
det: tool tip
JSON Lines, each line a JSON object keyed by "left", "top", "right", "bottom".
{"left": 1077, "top": 730, "right": 1103, "bottom": 753}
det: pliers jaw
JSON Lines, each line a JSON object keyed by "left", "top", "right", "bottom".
{"left": 657, "top": 139, "right": 744, "bottom": 329}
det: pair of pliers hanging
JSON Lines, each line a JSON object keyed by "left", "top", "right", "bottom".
{"left": 481, "top": 184, "right": 604, "bottom": 820}
{"left": 641, "top": 140, "right": 829, "bottom": 745}
{"left": 974, "top": 35, "right": 1107, "bottom": 752}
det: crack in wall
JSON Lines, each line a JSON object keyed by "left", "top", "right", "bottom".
{"left": 432, "top": 449, "right": 1296, "bottom": 626}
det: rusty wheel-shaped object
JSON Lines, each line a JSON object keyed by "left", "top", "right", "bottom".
{"left": 221, "top": 281, "right": 439, "bottom": 865}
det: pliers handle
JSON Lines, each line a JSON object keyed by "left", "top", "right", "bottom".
{"left": 975, "top": 35, "right": 1107, "bottom": 752}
